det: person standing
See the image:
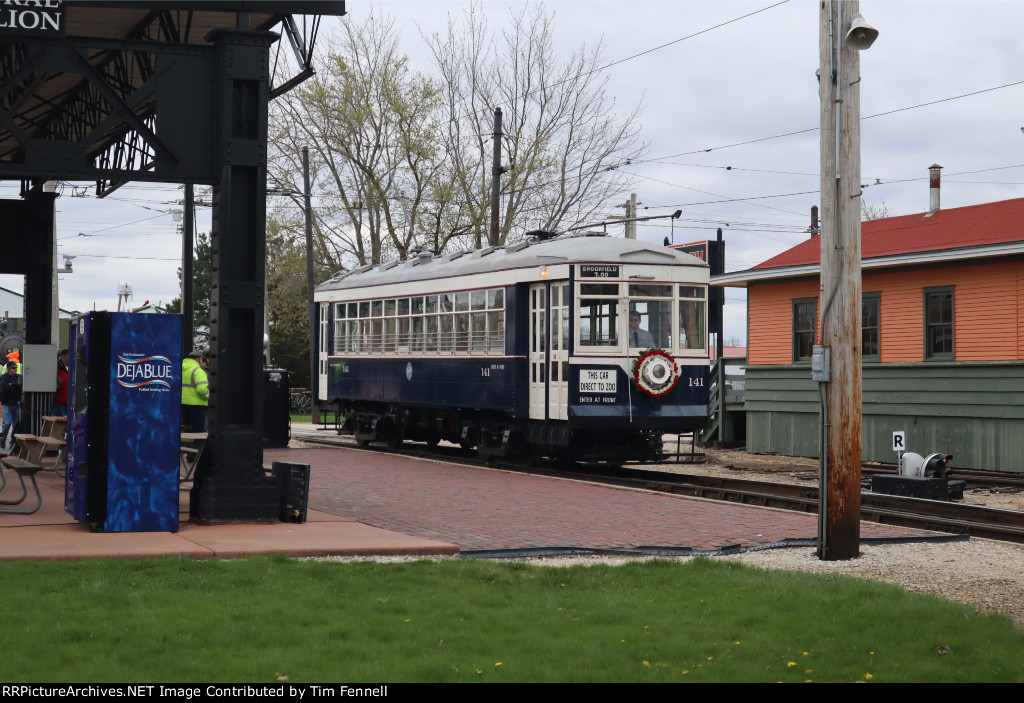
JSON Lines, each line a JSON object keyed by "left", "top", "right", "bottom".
{"left": 52, "top": 348, "right": 69, "bottom": 416}
{"left": 6, "top": 348, "right": 22, "bottom": 374}
{"left": 0, "top": 360, "right": 23, "bottom": 452}
{"left": 181, "top": 349, "right": 210, "bottom": 432}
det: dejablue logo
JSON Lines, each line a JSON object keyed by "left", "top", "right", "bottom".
{"left": 116, "top": 353, "right": 174, "bottom": 391}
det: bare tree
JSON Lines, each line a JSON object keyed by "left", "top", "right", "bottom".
{"left": 269, "top": 14, "right": 462, "bottom": 267}
{"left": 861, "top": 200, "right": 894, "bottom": 221}
{"left": 426, "top": 2, "right": 647, "bottom": 245}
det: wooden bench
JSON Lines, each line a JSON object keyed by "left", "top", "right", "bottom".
{"left": 179, "top": 432, "right": 207, "bottom": 482}
{"left": 39, "top": 416, "right": 68, "bottom": 475}
{"left": 12, "top": 434, "right": 46, "bottom": 465}
{"left": 40, "top": 415, "right": 67, "bottom": 440}
{"left": 0, "top": 453, "right": 43, "bottom": 515}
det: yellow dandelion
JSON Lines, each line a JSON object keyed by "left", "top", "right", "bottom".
{"left": 682, "top": 670, "right": 689, "bottom": 675}
{"left": 404, "top": 619, "right": 411, "bottom": 623}
{"left": 733, "top": 641, "right": 741, "bottom": 645}
{"left": 707, "top": 656, "right": 714, "bottom": 661}
{"left": 802, "top": 651, "right": 809, "bottom": 656}
{"left": 621, "top": 639, "right": 626, "bottom": 643}
{"left": 787, "top": 662, "right": 797, "bottom": 668}
{"left": 644, "top": 625, "right": 649, "bottom": 630}
{"left": 475, "top": 669, "right": 483, "bottom": 675}
{"left": 643, "top": 661, "right": 650, "bottom": 667}
{"left": 495, "top": 662, "right": 502, "bottom": 667}
{"left": 805, "top": 680, "right": 813, "bottom": 683}
{"left": 560, "top": 583, "right": 566, "bottom": 588}
{"left": 865, "top": 673, "right": 873, "bottom": 679}
{"left": 806, "top": 669, "right": 813, "bottom": 674}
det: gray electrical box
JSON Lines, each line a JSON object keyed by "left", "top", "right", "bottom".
{"left": 811, "top": 345, "right": 830, "bottom": 382}
{"left": 23, "top": 343, "right": 57, "bottom": 392}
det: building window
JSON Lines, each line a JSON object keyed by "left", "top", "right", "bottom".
{"left": 862, "top": 292, "right": 880, "bottom": 361}
{"left": 792, "top": 298, "right": 817, "bottom": 362}
{"left": 924, "top": 287, "right": 954, "bottom": 359}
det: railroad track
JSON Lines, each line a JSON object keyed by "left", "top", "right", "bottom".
{"left": 292, "top": 427, "right": 1024, "bottom": 544}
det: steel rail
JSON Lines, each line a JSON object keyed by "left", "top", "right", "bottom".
{"left": 291, "top": 429, "right": 1024, "bottom": 543}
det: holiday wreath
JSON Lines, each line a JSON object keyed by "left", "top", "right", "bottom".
{"left": 631, "top": 348, "right": 680, "bottom": 398}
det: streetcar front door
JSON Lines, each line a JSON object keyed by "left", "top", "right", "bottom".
{"left": 529, "top": 282, "right": 569, "bottom": 422}
{"left": 548, "top": 282, "right": 569, "bottom": 421}
{"left": 528, "top": 284, "right": 546, "bottom": 420}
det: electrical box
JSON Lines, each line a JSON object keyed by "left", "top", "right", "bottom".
{"left": 811, "top": 345, "right": 830, "bottom": 382}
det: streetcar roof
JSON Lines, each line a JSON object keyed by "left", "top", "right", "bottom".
{"left": 315, "top": 233, "right": 708, "bottom": 293}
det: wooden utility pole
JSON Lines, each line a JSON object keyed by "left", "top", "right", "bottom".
{"left": 489, "top": 107, "right": 505, "bottom": 247}
{"left": 818, "top": 0, "right": 869, "bottom": 560}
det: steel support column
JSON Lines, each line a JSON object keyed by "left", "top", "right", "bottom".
{"left": 21, "top": 187, "right": 55, "bottom": 345}
{"left": 190, "top": 27, "right": 279, "bottom": 522}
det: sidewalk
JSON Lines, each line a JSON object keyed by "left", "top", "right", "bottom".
{"left": 0, "top": 469, "right": 458, "bottom": 561}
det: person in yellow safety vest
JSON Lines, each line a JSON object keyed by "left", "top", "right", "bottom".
{"left": 181, "top": 348, "right": 210, "bottom": 432}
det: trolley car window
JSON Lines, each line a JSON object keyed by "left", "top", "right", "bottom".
{"left": 678, "top": 285, "right": 706, "bottom": 350}
{"left": 327, "top": 286, "right": 506, "bottom": 358}
{"left": 579, "top": 298, "right": 617, "bottom": 347}
{"left": 579, "top": 282, "right": 618, "bottom": 348}
{"left": 627, "top": 285, "right": 672, "bottom": 349}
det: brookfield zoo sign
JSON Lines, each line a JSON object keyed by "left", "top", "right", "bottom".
{"left": 0, "top": 1, "right": 64, "bottom": 37}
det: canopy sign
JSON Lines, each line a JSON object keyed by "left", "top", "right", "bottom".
{"left": 0, "top": 1, "right": 64, "bottom": 37}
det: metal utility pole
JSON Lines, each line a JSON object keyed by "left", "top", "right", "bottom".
{"left": 817, "top": 0, "right": 877, "bottom": 560}
{"left": 182, "top": 183, "right": 195, "bottom": 356}
{"left": 303, "top": 147, "right": 319, "bottom": 424}
{"left": 489, "top": 107, "right": 507, "bottom": 247}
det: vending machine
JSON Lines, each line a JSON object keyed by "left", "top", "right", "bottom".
{"left": 65, "top": 312, "right": 182, "bottom": 532}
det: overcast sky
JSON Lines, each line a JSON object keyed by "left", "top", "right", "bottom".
{"left": 4, "top": 0, "right": 1024, "bottom": 344}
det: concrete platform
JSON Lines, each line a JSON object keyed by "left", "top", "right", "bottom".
{"left": 0, "top": 469, "right": 458, "bottom": 561}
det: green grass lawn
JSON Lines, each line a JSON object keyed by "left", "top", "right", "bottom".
{"left": 2, "top": 556, "right": 1020, "bottom": 683}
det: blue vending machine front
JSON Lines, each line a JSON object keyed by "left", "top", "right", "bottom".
{"left": 66, "top": 312, "right": 182, "bottom": 532}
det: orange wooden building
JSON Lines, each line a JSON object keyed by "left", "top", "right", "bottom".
{"left": 716, "top": 195, "right": 1024, "bottom": 473}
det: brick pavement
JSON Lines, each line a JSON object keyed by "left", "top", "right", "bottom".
{"left": 266, "top": 447, "right": 920, "bottom": 552}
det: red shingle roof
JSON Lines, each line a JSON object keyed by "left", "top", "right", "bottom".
{"left": 754, "top": 197, "right": 1024, "bottom": 270}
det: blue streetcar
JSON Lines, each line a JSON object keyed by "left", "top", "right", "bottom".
{"left": 314, "top": 232, "right": 709, "bottom": 462}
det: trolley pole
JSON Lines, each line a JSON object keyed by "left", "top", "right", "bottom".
{"left": 817, "top": 0, "right": 876, "bottom": 560}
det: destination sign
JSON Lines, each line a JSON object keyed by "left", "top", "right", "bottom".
{"left": 579, "top": 265, "right": 619, "bottom": 278}
{"left": 578, "top": 369, "right": 617, "bottom": 393}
